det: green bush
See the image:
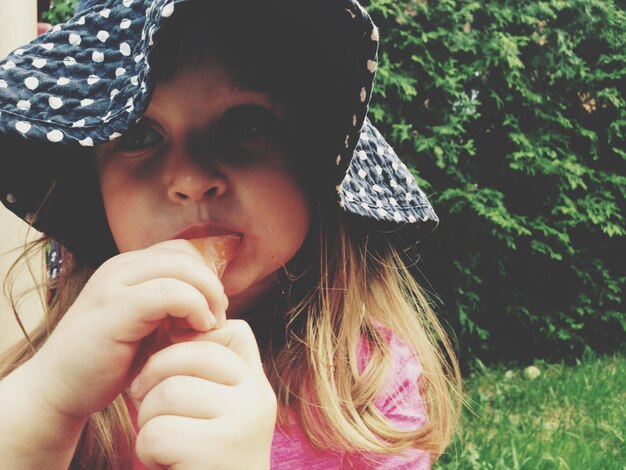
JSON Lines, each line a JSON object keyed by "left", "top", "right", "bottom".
{"left": 363, "top": 0, "right": 625, "bottom": 363}
{"left": 42, "top": 0, "right": 77, "bottom": 25}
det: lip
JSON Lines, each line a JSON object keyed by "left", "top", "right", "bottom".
{"left": 171, "top": 222, "right": 241, "bottom": 240}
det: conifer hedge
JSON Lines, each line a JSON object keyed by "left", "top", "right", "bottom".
{"left": 363, "top": 0, "right": 625, "bottom": 363}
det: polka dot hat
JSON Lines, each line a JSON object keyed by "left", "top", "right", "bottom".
{"left": 0, "top": 0, "right": 438, "bottom": 251}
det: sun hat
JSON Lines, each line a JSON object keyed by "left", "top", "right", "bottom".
{"left": 0, "top": 0, "right": 438, "bottom": 263}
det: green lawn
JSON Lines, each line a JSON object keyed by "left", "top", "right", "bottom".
{"left": 436, "top": 352, "right": 626, "bottom": 469}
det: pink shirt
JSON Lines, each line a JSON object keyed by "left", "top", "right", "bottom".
{"left": 129, "top": 330, "right": 430, "bottom": 469}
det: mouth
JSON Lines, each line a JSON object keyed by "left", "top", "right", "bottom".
{"left": 171, "top": 222, "right": 242, "bottom": 240}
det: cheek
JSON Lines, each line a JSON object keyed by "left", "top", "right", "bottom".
{"left": 97, "top": 160, "right": 154, "bottom": 252}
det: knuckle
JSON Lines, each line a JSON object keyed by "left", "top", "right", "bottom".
{"left": 136, "top": 416, "right": 172, "bottom": 462}
{"left": 156, "top": 377, "right": 181, "bottom": 406}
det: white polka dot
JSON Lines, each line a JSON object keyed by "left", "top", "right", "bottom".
{"left": 345, "top": 134, "right": 350, "bottom": 148}
{"left": 120, "top": 43, "right": 131, "bottom": 56}
{"left": 81, "top": 99, "right": 94, "bottom": 106}
{"left": 87, "top": 75, "right": 101, "bottom": 85}
{"left": 25, "top": 212, "right": 38, "bottom": 224}
{"left": 100, "top": 8, "right": 111, "bottom": 18}
{"left": 393, "top": 212, "right": 402, "bottom": 222}
{"left": 336, "top": 155, "right": 341, "bottom": 165}
{"left": 41, "top": 43, "right": 54, "bottom": 51}
{"left": 408, "top": 215, "right": 417, "bottom": 223}
{"left": 359, "top": 187, "right": 366, "bottom": 197}
{"left": 360, "top": 87, "right": 367, "bottom": 103}
{"left": 377, "top": 207, "right": 387, "bottom": 217}
{"left": 17, "top": 100, "right": 31, "bottom": 111}
{"left": 24, "top": 77, "right": 39, "bottom": 90}
{"left": 97, "top": 30, "right": 110, "bottom": 42}
{"left": 69, "top": 33, "right": 81, "bottom": 45}
{"left": 162, "top": 2, "right": 175, "bottom": 17}
{"left": 134, "top": 53, "right": 145, "bottom": 63}
{"left": 47, "top": 130, "right": 64, "bottom": 142}
{"left": 390, "top": 179, "right": 398, "bottom": 188}
{"left": 32, "top": 58, "right": 47, "bottom": 69}
{"left": 110, "top": 89, "right": 120, "bottom": 98}
{"left": 406, "top": 193, "right": 414, "bottom": 202}
{"left": 392, "top": 161, "right": 399, "bottom": 170}
{"left": 373, "top": 185, "right": 383, "bottom": 193}
{"left": 367, "top": 60, "right": 377, "bottom": 73}
{"left": 390, "top": 198, "right": 398, "bottom": 206}
{"left": 352, "top": 114, "right": 357, "bottom": 126}
{"left": 130, "top": 75, "right": 139, "bottom": 86}
{"left": 5, "top": 193, "right": 17, "bottom": 204}
{"left": 358, "top": 150, "right": 368, "bottom": 160}
{"left": 15, "top": 121, "right": 31, "bottom": 134}
{"left": 375, "top": 165, "right": 383, "bottom": 175}
{"left": 49, "top": 97, "right": 63, "bottom": 109}
{"left": 76, "top": 16, "right": 85, "bottom": 25}
{"left": 72, "top": 119, "right": 86, "bottom": 128}
{"left": 14, "top": 48, "right": 25, "bottom": 55}
{"left": 57, "top": 77, "right": 70, "bottom": 85}
{"left": 123, "top": 0, "right": 134, "bottom": 6}
{"left": 3, "top": 61, "right": 16, "bottom": 70}
{"left": 63, "top": 56, "right": 77, "bottom": 66}
{"left": 358, "top": 168, "right": 367, "bottom": 178}
{"left": 360, "top": 132, "right": 369, "bottom": 141}
{"left": 115, "top": 67, "right": 126, "bottom": 77}
{"left": 52, "top": 24, "right": 62, "bottom": 32}
{"left": 371, "top": 27, "right": 379, "bottom": 42}
{"left": 79, "top": 137, "right": 94, "bottom": 147}
{"left": 109, "top": 132, "right": 122, "bottom": 140}
{"left": 346, "top": 192, "right": 355, "bottom": 202}
{"left": 120, "top": 18, "right": 132, "bottom": 29}
{"left": 0, "top": 79, "right": 7, "bottom": 88}
{"left": 92, "top": 51, "right": 105, "bottom": 63}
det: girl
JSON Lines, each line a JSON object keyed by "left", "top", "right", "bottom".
{"left": 0, "top": 0, "right": 460, "bottom": 469}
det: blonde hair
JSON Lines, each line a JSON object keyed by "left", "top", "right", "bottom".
{"left": 1, "top": 204, "right": 460, "bottom": 469}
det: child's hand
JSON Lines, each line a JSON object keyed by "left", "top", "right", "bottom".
{"left": 28, "top": 240, "right": 226, "bottom": 420}
{"left": 132, "top": 320, "right": 277, "bottom": 470}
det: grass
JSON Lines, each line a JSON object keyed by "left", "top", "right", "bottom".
{"left": 435, "top": 351, "right": 626, "bottom": 469}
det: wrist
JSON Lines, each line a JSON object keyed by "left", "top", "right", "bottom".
{"left": 0, "top": 362, "right": 88, "bottom": 469}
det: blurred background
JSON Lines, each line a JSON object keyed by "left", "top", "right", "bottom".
{"left": 1, "top": 0, "right": 624, "bottom": 468}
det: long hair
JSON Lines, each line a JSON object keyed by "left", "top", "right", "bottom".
{"left": 1, "top": 1, "right": 460, "bottom": 467}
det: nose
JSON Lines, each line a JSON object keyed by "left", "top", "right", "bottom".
{"left": 165, "top": 148, "right": 227, "bottom": 203}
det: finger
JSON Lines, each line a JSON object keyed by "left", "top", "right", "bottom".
{"left": 174, "top": 320, "right": 264, "bottom": 373}
{"left": 110, "top": 278, "right": 217, "bottom": 343}
{"left": 106, "top": 241, "right": 228, "bottom": 317}
{"left": 135, "top": 415, "right": 206, "bottom": 470}
{"left": 137, "top": 375, "right": 232, "bottom": 428}
{"left": 131, "top": 341, "right": 248, "bottom": 399}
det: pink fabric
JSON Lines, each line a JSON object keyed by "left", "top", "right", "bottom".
{"left": 127, "top": 330, "right": 430, "bottom": 469}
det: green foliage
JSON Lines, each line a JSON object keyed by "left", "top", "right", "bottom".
{"left": 436, "top": 353, "right": 626, "bottom": 469}
{"left": 42, "top": 0, "right": 78, "bottom": 25}
{"left": 363, "top": 0, "right": 626, "bottom": 362}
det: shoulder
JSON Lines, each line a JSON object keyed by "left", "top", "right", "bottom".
{"left": 357, "top": 325, "right": 427, "bottom": 429}
{"left": 346, "top": 326, "right": 431, "bottom": 469}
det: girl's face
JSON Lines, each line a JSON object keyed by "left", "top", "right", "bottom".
{"left": 95, "top": 55, "right": 311, "bottom": 318}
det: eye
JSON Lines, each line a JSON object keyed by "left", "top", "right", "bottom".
{"left": 118, "top": 120, "right": 163, "bottom": 152}
{"left": 219, "top": 105, "right": 280, "bottom": 144}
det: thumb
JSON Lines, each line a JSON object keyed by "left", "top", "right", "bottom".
{"left": 170, "top": 319, "right": 263, "bottom": 373}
